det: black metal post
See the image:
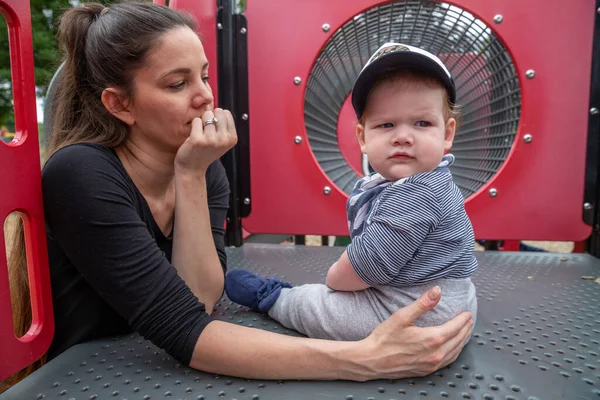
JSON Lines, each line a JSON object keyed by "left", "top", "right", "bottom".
{"left": 585, "top": 0, "right": 600, "bottom": 256}
{"left": 217, "top": 0, "right": 250, "bottom": 247}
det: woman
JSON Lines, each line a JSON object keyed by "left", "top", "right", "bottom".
{"left": 4, "top": 1, "right": 473, "bottom": 391}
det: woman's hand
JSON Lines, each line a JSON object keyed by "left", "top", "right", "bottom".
{"left": 175, "top": 108, "right": 238, "bottom": 174}
{"left": 191, "top": 286, "right": 473, "bottom": 382}
{"left": 171, "top": 108, "right": 235, "bottom": 309}
{"left": 355, "top": 286, "right": 474, "bottom": 380}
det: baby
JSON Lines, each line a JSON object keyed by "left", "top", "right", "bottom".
{"left": 225, "top": 43, "right": 478, "bottom": 341}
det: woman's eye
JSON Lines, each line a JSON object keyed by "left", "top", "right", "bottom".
{"left": 202, "top": 76, "right": 211, "bottom": 83}
{"left": 170, "top": 81, "right": 185, "bottom": 89}
{"left": 415, "top": 121, "right": 431, "bottom": 127}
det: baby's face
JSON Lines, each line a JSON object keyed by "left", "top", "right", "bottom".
{"left": 356, "top": 79, "right": 455, "bottom": 181}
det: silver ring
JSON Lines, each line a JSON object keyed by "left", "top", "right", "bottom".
{"left": 204, "top": 117, "right": 218, "bottom": 127}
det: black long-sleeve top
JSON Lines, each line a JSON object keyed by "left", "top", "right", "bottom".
{"left": 41, "top": 143, "right": 229, "bottom": 364}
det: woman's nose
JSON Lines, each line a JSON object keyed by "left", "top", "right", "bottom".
{"left": 192, "top": 81, "right": 214, "bottom": 109}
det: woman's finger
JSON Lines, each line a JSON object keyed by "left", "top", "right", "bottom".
{"left": 437, "top": 317, "right": 474, "bottom": 368}
{"left": 386, "top": 286, "right": 443, "bottom": 328}
{"left": 190, "top": 117, "right": 205, "bottom": 139}
{"left": 213, "top": 108, "right": 227, "bottom": 136}
{"left": 202, "top": 110, "right": 217, "bottom": 135}
{"left": 225, "top": 110, "right": 238, "bottom": 146}
{"left": 435, "top": 311, "right": 473, "bottom": 345}
{"left": 224, "top": 110, "right": 236, "bottom": 136}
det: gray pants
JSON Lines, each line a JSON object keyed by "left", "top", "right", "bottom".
{"left": 268, "top": 277, "right": 477, "bottom": 341}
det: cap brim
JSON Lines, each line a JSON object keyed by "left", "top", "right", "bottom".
{"left": 351, "top": 52, "right": 456, "bottom": 119}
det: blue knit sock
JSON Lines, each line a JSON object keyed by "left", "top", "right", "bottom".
{"left": 224, "top": 270, "right": 293, "bottom": 312}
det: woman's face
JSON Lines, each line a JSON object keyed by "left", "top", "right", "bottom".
{"left": 126, "top": 26, "right": 214, "bottom": 152}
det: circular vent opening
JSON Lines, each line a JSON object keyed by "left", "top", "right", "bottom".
{"left": 304, "top": 0, "right": 521, "bottom": 198}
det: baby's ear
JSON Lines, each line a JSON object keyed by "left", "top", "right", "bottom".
{"left": 444, "top": 118, "right": 456, "bottom": 150}
{"left": 356, "top": 123, "right": 367, "bottom": 154}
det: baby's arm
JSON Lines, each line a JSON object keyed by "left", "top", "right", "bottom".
{"left": 346, "top": 182, "right": 442, "bottom": 286}
{"left": 326, "top": 251, "right": 371, "bottom": 291}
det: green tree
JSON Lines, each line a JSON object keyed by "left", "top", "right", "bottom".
{"left": 0, "top": 0, "right": 110, "bottom": 129}
{"left": 1, "top": 0, "right": 70, "bottom": 129}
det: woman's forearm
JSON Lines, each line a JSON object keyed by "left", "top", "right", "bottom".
{"left": 190, "top": 321, "right": 365, "bottom": 381}
{"left": 172, "top": 171, "right": 224, "bottom": 313}
{"left": 190, "top": 288, "right": 474, "bottom": 382}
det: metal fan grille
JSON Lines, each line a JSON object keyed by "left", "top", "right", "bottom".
{"left": 304, "top": 1, "right": 521, "bottom": 198}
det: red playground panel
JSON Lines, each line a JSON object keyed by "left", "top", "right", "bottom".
{"left": 0, "top": 0, "right": 54, "bottom": 381}
{"left": 173, "top": 0, "right": 596, "bottom": 241}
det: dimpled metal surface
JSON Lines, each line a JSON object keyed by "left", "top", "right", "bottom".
{"left": 2, "top": 244, "right": 599, "bottom": 400}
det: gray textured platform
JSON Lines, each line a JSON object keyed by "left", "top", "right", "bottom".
{"left": 2, "top": 244, "right": 600, "bottom": 400}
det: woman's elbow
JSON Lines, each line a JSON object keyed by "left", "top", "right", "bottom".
{"left": 198, "top": 289, "right": 224, "bottom": 316}
{"left": 203, "top": 293, "right": 221, "bottom": 315}
{"left": 204, "top": 303, "right": 215, "bottom": 316}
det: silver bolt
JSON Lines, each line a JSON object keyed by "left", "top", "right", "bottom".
{"left": 523, "top": 134, "right": 533, "bottom": 143}
{"left": 591, "top": 107, "right": 599, "bottom": 115}
{"left": 294, "top": 136, "right": 302, "bottom": 144}
{"left": 597, "top": 7, "right": 600, "bottom": 14}
{"left": 293, "top": 76, "right": 302, "bottom": 85}
{"left": 323, "top": 186, "right": 332, "bottom": 195}
{"left": 241, "top": 113, "right": 248, "bottom": 121}
{"left": 489, "top": 188, "right": 498, "bottom": 197}
{"left": 584, "top": 202, "right": 593, "bottom": 211}
{"left": 322, "top": 23, "right": 331, "bottom": 32}
{"left": 493, "top": 14, "right": 503, "bottom": 24}
{"left": 217, "top": 23, "right": 223, "bottom": 30}
{"left": 244, "top": 198, "right": 251, "bottom": 205}
{"left": 240, "top": 27, "right": 247, "bottom": 34}
{"left": 526, "top": 69, "right": 535, "bottom": 79}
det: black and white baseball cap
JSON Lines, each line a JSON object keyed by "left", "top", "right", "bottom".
{"left": 351, "top": 42, "right": 456, "bottom": 119}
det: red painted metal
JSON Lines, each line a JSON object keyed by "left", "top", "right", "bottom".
{"left": 573, "top": 241, "right": 587, "bottom": 254}
{"left": 500, "top": 241, "right": 521, "bottom": 252}
{"left": 0, "top": 0, "right": 53, "bottom": 381}
{"left": 219, "top": 0, "right": 595, "bottom": 240}
{"left": 170, "top": 0, "right": 219, "bottom": 108}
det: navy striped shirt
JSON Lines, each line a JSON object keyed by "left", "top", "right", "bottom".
{"left": 346, "top": 170, "right": 478, "bottom": 286}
